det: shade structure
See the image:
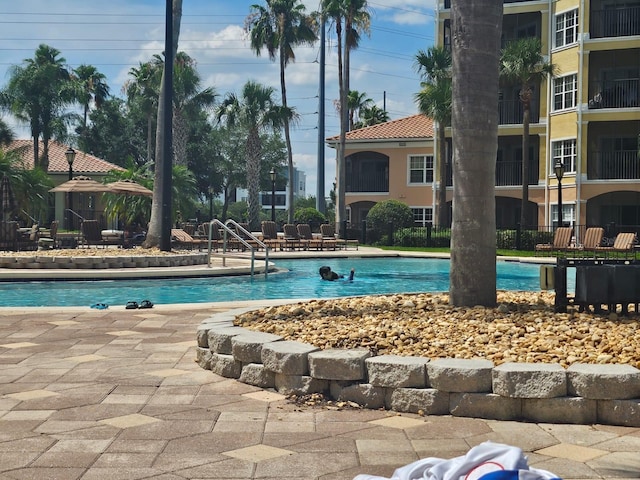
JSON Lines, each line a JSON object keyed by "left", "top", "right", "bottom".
{"left": 49, "top": 176, "right": 111, "bottom": 193}
{"left": 1, "top": 175, "right": 17, "bottom": 222}
{"left": 107, "top": 179, "right": 153, "bottom": 197}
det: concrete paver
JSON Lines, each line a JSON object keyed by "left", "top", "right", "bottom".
{"left": 0, "top": 304, "right": 638, "bottom": 479}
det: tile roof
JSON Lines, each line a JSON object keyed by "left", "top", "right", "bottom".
{"left": 327, "top": 114, "right": 434, "bottom": 142}
{"left": 5, "top": 140, "right": 124, "bottom": 174}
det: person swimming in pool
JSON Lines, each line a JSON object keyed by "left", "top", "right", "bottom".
{"left": 319, "top": 266, "right": 355, "bottom": 281}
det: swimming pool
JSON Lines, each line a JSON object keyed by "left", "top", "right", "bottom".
{"left": 0, "top": 257, "right": 571, "bottom": 307}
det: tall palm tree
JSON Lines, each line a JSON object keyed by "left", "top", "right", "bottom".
{"left": 145, "top": 0, "right": 183, "bottom": 249}
{"left": 449, "top": 0, "right": 502, "bottom": 307}
{"left": 216, "top": 80, "right": 294, "bottom": 230}
{"left": 124, "top": 57, "right": 163, "bottom": 163}
{"left": 321, "top": 0, "right": 370, "bottom": 236}
{"left": 172, "top": 52, "right": 217, "bottom": 167}
{"left": 415, "top": 46, "right": 452, "bottom": 227}
{"left": 246, "top": 0, "right": 317, "bottom": 223}
{"left": 500, "top": 37, "right": 556, "bottom": 227}
{"left": 73, "top": 64, "right": 110, "bottom": 131}
{"left": 2, "top": 44, "right": 73, "bottom": 171}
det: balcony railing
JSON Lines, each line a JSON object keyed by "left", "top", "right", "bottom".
{"left": 445, "top": 160, "right": 539, "bottom": 187}
{"left": 498, "top": 99, "right": 540, "bottom": 125}
{"left": 588, "top": 150, "right": 640, "bottom": 180}
{"left": 588, "top": 78, "right": 640, "bottom": 109}
{"left": 590, "top": 5, "right": 640, "bottom": 38}
{"left": 346, "top": 173, "right": 389, "bottom": 193}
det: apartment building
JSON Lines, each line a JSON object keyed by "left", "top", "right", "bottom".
{"left": 334, "top": 0, "right": 640, "bottom": 231}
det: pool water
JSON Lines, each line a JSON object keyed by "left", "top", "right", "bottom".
{"left": 0, "top": 257, "right": 573, "bottom": 308}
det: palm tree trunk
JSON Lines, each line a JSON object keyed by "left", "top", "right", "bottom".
{"left": 437, "top": 124, "right": 448, "bottom": 226}
{"left": 520, "top": 99, "right": 531, "bottom": 227}
{"left": 246, "top": 129, "right": 262, "bottom": 231}
{"left": 336, "top": 22, "right": 347, "bottom": 237}
{"left": 279, "top": 50, "right": 295, "bottom": 224}
{"left": 449, "top": 0, "right": 501, "bottom": 307}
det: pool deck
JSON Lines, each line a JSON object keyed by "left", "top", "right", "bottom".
{"left": 2, "top": 249, "right": 629, "bottom": 479}
{"left": 0, "top": 301, "right": 637, "bottom": 479}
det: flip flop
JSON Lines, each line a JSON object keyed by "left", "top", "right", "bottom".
{"left": 90, "top": 303, "right": 108, "bottom": 310}
{"left": 139, "top": 299, "right": 154, "bottom": 309}
{"left": 125, "top": 301, "right": 139, "bottom": 310}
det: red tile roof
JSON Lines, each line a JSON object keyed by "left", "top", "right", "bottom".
{"left": 327, "top": 114, "right": 434, "bottom": 143}
{"left": 5, "top": 140, "right": 124, "bottom": 174}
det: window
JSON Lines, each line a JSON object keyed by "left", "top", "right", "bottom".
{"left": 553, "top": 74, "right": 577, "bottom": 111}
{"left": 555, "top": 9, "right": 578, "bottom": 48}
{"left": 408, "top": 155, "right": 434, "bottom": 184}
{"left": 552, "top": 139, "right": 577, "bottom": 174}
{"left": 552, "top": 204, "right": 575, "bottom": 226}
{"left": 411, "top": 207, "right": 433, "bottom": 227}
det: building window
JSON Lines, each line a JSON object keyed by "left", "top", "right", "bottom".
{"left": 552, "top": 204, "right": 575, "bottom": 227}
{"left": 552, "top": 139, "right": 577, "bottom": 174}
{"left": 408, "top": 155, "right": 434, "bottom": 184}
{"left": 555, "top": 9, "right": 578, "bottom": 48}
{"left": 411, "top": 207, "right": 433, "bottom": 226}
{"left": 553, "top": 74, "right": 577, "bottom": 111}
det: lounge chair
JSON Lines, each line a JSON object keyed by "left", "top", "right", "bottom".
{"left": 199, "top": 222, "right": 223, "bottom": 251}
{"left": 320, "top": 223, "right": 359, "bottom": 250}
{"left": 235, "top": 222, "right": 262, "bottom": 250}
{"left": 282, "top": 223, "right": 306, "bottom": 250}
{"left": 261, "top": 221, "right": 284, "bottom": 250}
{"left": 296, "top": 223, "right": 329, "bottom": 250}
{"left": 38, "top": 220, "right": 58, "bottom": 249}
{"left": 170, "top": 228, "right": 208, "bottom": 250}
{"left": 534, "top": 226, "right": 573, "bottom": 256}
{"left": 594, "top": 232, "right": 637, "bottom": 258}
{"left": 567, "top": 227, "right": 604, "bottom": 257}
{"left": 80, "top": 220, "right": 122, "bottom": 248}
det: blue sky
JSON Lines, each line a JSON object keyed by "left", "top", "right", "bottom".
{"left": 0, "top": 0, "right": 435, "bottom": 197}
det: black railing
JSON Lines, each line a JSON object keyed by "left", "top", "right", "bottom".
{"left": 496, "top": 160, "right": 539, "bottom": 186}
{"left": 377, "top": 223, "right": 640, "bottom": 252}
{"left": 590, "top": 6, "right": 640, "bottom": 38}
{"left": 587, "top": 150, "right": 640, "bottom": 179}
{"left": 346, "top": 174, "right": 389, "bottom": 193}
{"left": 498, "top": 99, "right": 540, "bottom": 125}
{"left": 588, "top": 78, "right": 640, "bottom": 109}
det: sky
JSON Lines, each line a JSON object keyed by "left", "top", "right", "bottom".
{"left": 0, "top": 0, "right": 436, "bottom": 198}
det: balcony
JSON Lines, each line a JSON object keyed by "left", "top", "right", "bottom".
{"left": 346, "top": 174, "right": 389, "bottom": 193}
{"left": 588, "top": 78, "right": 640, "bottom": 109}
{"left": 496, "top": 160, "right": 539, "bottom": 186}
{"left": 498, "top": 99, "right": 540, "bottom": 125}
{"left": 588, "top": 150, "right": 640, "bottom": 179}
{"left": 590, "top": 5, "right": 640, "bottom": 38}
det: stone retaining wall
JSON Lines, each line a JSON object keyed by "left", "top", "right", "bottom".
{"left": 0, "top": 253, "right": 208, "bottom": 269}
{"left": 196, "top": 308, "right": 640, "bottom": 427}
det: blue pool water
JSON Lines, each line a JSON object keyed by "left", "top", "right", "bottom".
{"left": 0, "top": 257, "right": 571, "bottom": 308}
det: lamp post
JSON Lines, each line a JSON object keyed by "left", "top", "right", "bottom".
{"left": 65, "top": 147, "right": 76, "bottom": 231}
{"left": 554, "top": 160, "right": 564, "bottom": 228}
{"left": 270, "top": 168, "right": 277, "bottom": 222}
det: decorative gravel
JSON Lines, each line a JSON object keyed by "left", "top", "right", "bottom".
{"left": 234, "top": 291, "right": 640, "bottom": 368}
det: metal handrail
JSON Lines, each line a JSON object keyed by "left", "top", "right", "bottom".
{"left": 206, "top": 219, "right": 270, "bottom": 277}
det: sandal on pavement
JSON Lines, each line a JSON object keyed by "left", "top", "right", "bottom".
{"left": 125, "top": 301, "right": 139, "bottom": 310}
{"left": 91, "top": 303, "right": 108, "bottom": 310}
{"left": 139, "top": 300, "right": 154, "bottom": 309}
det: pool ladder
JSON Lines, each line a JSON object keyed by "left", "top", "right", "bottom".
{"left": 206, "top": 219, "right": 270, "bottom": 277}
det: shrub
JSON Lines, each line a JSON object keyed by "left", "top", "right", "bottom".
{"left": 294, "top": 207, "right": 326, "bottom": 228}
{"left": 366, "top": 200, "right": 414, "bottom": 234}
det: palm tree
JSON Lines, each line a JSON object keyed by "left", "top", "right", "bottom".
{"left": 500, "top": 37, "right": 556, "bottom": 227}
{"left": 0, "top": 118, "right": 14, "bottom": 146}
{"left": 2, "top": 44, "right": 73, "bottom": 171}
{"left": 124, "top": 57, "right": 163, "bottom": 164}
{"left": 346, "top": 90, "right": 373, "bottom": 130}
{"left": 73, "top": 64, "right": 110, "bottom": 131}
{"left": 354, "top": 104, "right": 389, "bottom": 128}
{"left": 321, "top": 0, "right": 370, "bottom": 236}
{"left": 449, "top": 0, "right": 502, "bottom": 307}
{"left": 172, "top": 52, "right": 217, "bottom": 167}
{"left": 415, "top": 46, "right": 452, "bottom": 227}
{"left": 145, "top": 0, "right": 183, "bottom": 249}
{"left": 216, "top": 80, "right": 294, "bottom": 230}
{"left": 246, "top": 0, "right": 317, "bottom": 223}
